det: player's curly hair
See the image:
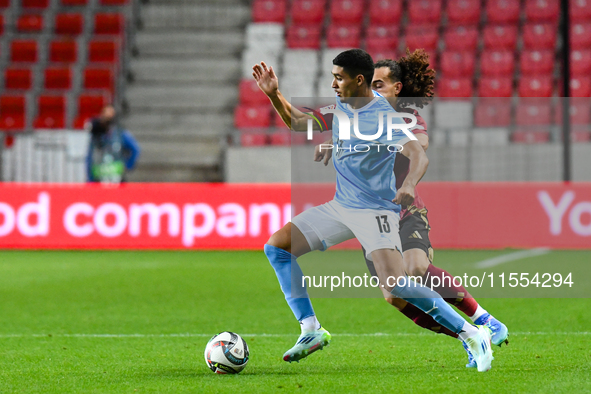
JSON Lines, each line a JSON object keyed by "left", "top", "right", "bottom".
{"left": 374, "top": 49, "right": 435, "bottom": 109}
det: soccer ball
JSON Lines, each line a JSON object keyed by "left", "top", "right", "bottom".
{"left": 204, "top": 331, "right": 249, "bottom": 374}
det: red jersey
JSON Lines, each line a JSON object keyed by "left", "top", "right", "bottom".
{"left": 394, "top": 108, "right": 428, "bottom": 220}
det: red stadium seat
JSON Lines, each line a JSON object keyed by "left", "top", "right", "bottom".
{"left": 17, "top": 14, "right": 44, "bottom": 33}
{"left": 10, "top": 40, "right": 38, "bottom": 63}
{"left": 88, "top": 40, "right": 118, "bottom": 63}
{"left": 269, "top": 130, "right": 307, "bottom": 145}
{"left": 73, "top": 93, "right": 108, "bottom": 128}
{"left": 474, "top": 99, "right": 512, "bottom": 126}
{"left": 408, "top": 0, "right": 442, "bottom": 24}
{"left": 522, "top": 23, "right": 557, "bottom": 50}
{"left": 440, "top": 52, "right": 476, "bottom": 77}
{"left": 0, "top": 95, "right": 26, "bottom": 131}
{"left": 368, "top": 49, "right": 397, "bottom": 62}
{"left": 100, "top": 0, "right": 128, "bottom": 4}
{"left": 0, "top": 14, "right": 4, "bottom": 35}
{"left": 326, "top": 25, "right": 361, "bottom": 48}
{"left": 570, "top": 0, "right": 591, "bottom": 22}
{"left": 477, "top": 76, "right": 513, "bottom": 97}
{"left": 437, "top": 77, "right": 473, "bottom": 98}
{"left": 286, "top": 24, "right": 322, "bottom": 49}
{"left": 365, "top": 37, "right": 398, "bottom": 55}
{"left": 571, "top": 23, "right": 591, "bottom": 49}
{"left": 49, "top": 40, "right": 77, "bottom": 63}
{"left": 554, "top": 98, "right": 591, "bottom": 125}
{"left": 569, "top": 77, "right": 591, "bottom": 97}
{"left": 269, "top": 130, "right": 291, "bottom": 146}
{"left": 251, "top": 0, "right": 287, "bottom": 23}
{"left": 446, "top": 0, "right": 482, "bottom": 24}
{"left": 240, "top": 131, "right": 268, "bottom": 146}
{"left": 485, "top": 0, "right": 521, "bottom": 24}
{"left": 511, "top": 129, "right": 551, "bottom": 143}
{"left": 571, "top": 50, "right": 591, "bottom": 76}
{"left": 443, "top": 25, "right": 478, "bottom": 51}
{"left": 22, "top": 0, "right": 49, "bottom": 8}
{"left": 365, "top": 26, "right": 399, "bottom": 54}
{"left": 525, "top": 0, "right": 559, "bottom": 22}
{"left": 4, "top": 68, "right": 32, "bottom": 90}
{"left": 516, "top": 100, "right": 552, "bottom": 125}
{"left": 518, "top": 76, "right": 554, "bottom": 97}
{"left": 34, "top": 95, "right": 66, "bottom": 128}
{"left": 55, "top": 13, "right": 84, "bottom": 35}
{"left": 520, "top": 50, "right": 555, "bottom": 76}
{"left": 83, "top": 67, "right": 114, "bottom": 92}
{"left": 480, "top": 50, "right": 515, "bottom": 77}
{"left": 290, "top": 0, "right": 326, "bottom": 25}
{"left": 570, "top": 128, "right": 591, "bottom": 142}
{"left": 482, "top": 25, "right": 518, "bottom": 50}
{"left": 369, "top": 0, "right": 403, "bottom": 24}
{"left": 61, "top": 0, "right": 87, "bottom": 4}
{"left": 239, "top": 79, "right": 268, "bottom": 106}
{"left": 0, "top": 0, "right": 9, "bottom": 7}
{"left": 272, "top": 110, "right": 284, "bottom": 127}
{"left": 330, "top": 0, "right": 364, "bottom": 24}
{"left": 234, "top": 105, "right": 271, "bottom": 129}
{"left": 94, "top": 13, "right": 124, "bottom": 35}
{"left": 404, "top": 25, "right": 439, "bottom": 52}
{"left": 44, "top": 67, "right": 72, "bottom": 90}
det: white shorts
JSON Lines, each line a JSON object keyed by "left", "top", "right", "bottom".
{"left": 292, "top": 200, "right": 402, "bottom": 260}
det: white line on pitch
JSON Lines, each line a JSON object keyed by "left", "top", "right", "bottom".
{"left": 475, "top": 248, "right": 551, "bottom": 269}
{"left": 0, "top": 332, "right": 588, "bottom": 338}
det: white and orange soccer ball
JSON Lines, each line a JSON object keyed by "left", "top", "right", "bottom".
{"left": 204, "top": 332, "right": 249, "bottom": 374}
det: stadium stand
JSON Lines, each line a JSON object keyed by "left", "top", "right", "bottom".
{"left": 443, "top": 25, "right": 479, "bottom": 51}
{"left": 445, "top": 0, "right": 481, "bottom": 24}
{"left": 252, "top": 0, "right": 287, "bottom": 23}
{"left": 122, "top": 0, "right": 248, "bottom": 181}
{"left": 368, "top": 0, "right": 402, "bottom": 24}
{"left": 482, "top": 25, "right": 518, "bottom": 50}
{"left": 522, "top": 23, "right": 557, "bottom": 50}
{"left": 231, "top": 0, "right": 591, "bottom": 152}
{"left": 571, "top": 50, "right": 591, "bottom": 76}
{"left": 485, "top": 0, "right": 521, "bottom": 24}
{"left": 0, "top": 0, "right": 129, "bottom": 131}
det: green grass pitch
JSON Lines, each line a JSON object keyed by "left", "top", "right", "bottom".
{"left": 0, "top": 250, "right": 590, "bottom": 393}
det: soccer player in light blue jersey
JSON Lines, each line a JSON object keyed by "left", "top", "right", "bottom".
{"left": 252, "top": 49, "right": 494, "bottom": 372}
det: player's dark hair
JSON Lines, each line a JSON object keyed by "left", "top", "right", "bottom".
{"left": 374, "top": 49, "right": 435, "bottom": 109}
{"left": 333, "top": 49, "right": 374, "bottom": 87}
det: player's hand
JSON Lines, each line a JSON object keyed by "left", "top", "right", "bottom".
{"left": 393, "top": 184, "right": 415, "bottom": 206}
{"left": 314, "top": 143, "right": 332, "bottom": 166}
{"left": 252, "top": 62, "right": 278, "bottom": 97}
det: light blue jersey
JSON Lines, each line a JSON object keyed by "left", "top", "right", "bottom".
{"left": 329, "top": 91, "right": 411, "bottom": 212}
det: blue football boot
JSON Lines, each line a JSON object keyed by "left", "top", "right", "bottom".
{"left": 474, "top": 313, "right": 509, "bottom": 347}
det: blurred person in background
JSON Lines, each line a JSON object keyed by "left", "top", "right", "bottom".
{"left": 86, "top": 105, "right": 140, "bottom": 184}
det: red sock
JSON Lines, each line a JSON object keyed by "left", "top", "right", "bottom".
{"left": 399, "top": 303, "right": 459, "bottom": 339}
{"left": 422, "top": 264, "right": 479, "bottom": 317}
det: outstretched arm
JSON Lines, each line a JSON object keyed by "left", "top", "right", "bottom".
{"left": 393, "top": 140, "right": 429, "bottom": 206}
{"left": 252, "top": 62, "right": 318, "bottom": 132}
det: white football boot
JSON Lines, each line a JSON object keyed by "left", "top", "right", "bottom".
{"left": 463, "top": 325, "right": 494, "bottom": 372}
{"left": 283, "top": 327, "right": 331, "bottom": 362}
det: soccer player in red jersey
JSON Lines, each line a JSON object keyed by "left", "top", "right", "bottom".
{"left": 316, "top": 50, "right": 509, "bottom": 368}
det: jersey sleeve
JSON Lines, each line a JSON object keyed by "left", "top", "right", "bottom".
{"left": 302, "top": 104, "right": 334, "bottom": 132}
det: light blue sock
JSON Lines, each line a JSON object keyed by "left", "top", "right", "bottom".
{"left": 391, "top": 277, "right": 466, "bottom": 334}
{"left": 264, "top": 244, "right": 315, "bottom": 321}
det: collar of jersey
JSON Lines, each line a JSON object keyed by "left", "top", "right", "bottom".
{"left": 344, "top": 91, "right": 382, "bottom": 113}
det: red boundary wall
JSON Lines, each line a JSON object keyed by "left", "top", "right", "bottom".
{"left": 0, "top": 182, "right": 590, "bottom": 250}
